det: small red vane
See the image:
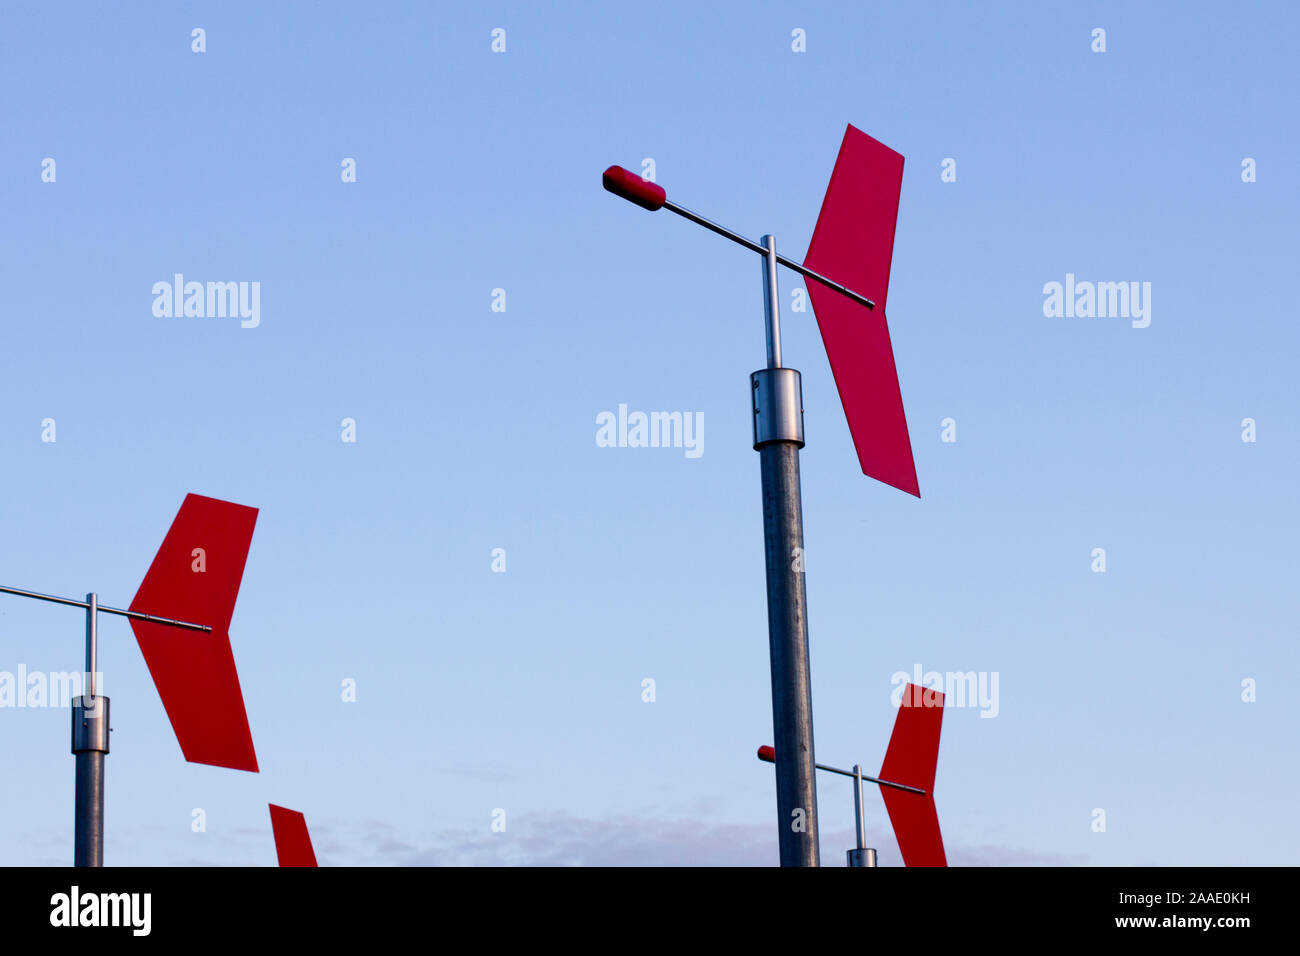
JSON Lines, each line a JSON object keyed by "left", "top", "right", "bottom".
{"left": 879, "top": 683, "right": 946, "bottom": 866}
{"left": 804, "top": 125, "right": 919, "bottom": 497}
{"left": 129, "top": 493, "right": 259, "bottom": 772}
{"left": 269, "top": 805, "right": 318, "bottom": 867}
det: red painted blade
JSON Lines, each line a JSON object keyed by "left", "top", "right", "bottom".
{"left": 129, "top": 493, "right": 259, "bottom": 772}
{"left": 879, "top": 683, "right": 946, "bottom": 866}
{"left": 269, "top": 805, "right": 318, "bottom": 867}
{"left": 804, "top": 125, "right": 919, "bottom": 497}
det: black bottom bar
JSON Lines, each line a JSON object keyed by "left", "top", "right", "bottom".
{"left": 0, "top": 866, "right": 1277, "bottom": 942}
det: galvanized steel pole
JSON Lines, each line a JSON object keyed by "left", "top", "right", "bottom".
{"left": 846, "top": 762, "right": 878, "bottom": 867}
{"left": 752, "top": 235, "right": 819, "bottom": 866}
{"left": 73, "top": 593, "right": 108, "bottom": 867}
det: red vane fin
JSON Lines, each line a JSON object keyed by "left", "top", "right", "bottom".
{"left": 129, "top": 493, "right": 259, "bottom": 772}
{"left": 804, "top": 125, "right": 919, "bottom": 497}
{"left": 879, "top": 683, "right": 946, "bottom": 866}
{"left": 269, "top": 805, "right": 318, "bottom": 867}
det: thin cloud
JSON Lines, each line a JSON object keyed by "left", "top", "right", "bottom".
{"left": 286, "top": 811, "right": 1084, "bottom": 867}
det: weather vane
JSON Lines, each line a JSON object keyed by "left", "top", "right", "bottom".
{"left": 604, "top": 125, "right": 925, "bottom": 865}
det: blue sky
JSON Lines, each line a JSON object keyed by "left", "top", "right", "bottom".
{"left": 1, "top": 1, "right": 1296, "bottom": 866}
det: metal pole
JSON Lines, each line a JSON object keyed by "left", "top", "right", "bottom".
{"left": 86, "top": 592, "right": 97, "bottom": 698}
{"left": 853, "top": 764, "right": 866, "bottom": 848}
{"left": 842, "top": 764, "right": 883, "bottom": 868}
{"left": 760, "top": 235, "right": 783, "bottom": 368}
{"left": 73, "top": 593, "right": 108, "bottom": 867}
{"left": 846, "top": 763, "right": 877, "bottom": 867}
{"left": 752, "top": 235, "right": 819, "bottom": 866}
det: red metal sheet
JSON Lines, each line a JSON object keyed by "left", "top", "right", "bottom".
{"left": 804, "top": 125, "right": 919, "bottom": 497}
{"left": 879, "top": 683, "right": 946, "bottom": 866}
{"left": 269, "top": 804, "right": 318, "bottom": 867}
{"left": 129, "top": 493, "right": 259, "bottom": 772}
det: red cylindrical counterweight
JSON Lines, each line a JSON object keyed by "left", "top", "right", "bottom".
{"left": 757, "top": 745, "right": 776, "bottom": 763}
{"left": 602, "top": 165, "right": 666, "bottom": 211}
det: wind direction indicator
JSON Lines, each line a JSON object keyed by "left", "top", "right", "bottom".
{"left": 758, "top": 683, "right": 947, "bottom": 867}
{"left": 0, "top": 493, "right": 260, "bottom": 865}
{"left": 603, "top": 124, "right": 920, "bottom": 866}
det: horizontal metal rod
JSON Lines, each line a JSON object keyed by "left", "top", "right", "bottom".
{"left": 775, "top": 254, "right": 876, "bottom": 310}
{"left": 0, "top": 584, "right": 211, "bottom": 633}
{"left": 663, "top": 199, "right": 768, "bottom": 254}
{"left": 0, "top": 585, "right": 88, "bottom": 611}
{"left": 814, "top": 761, "right": 925, "bottom": 795}
{"left": 662, "top": 199, "right": 876, "bottom": 310}
{"left": 105, "top": 606, "right": 212, "bottom": 632}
